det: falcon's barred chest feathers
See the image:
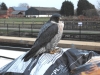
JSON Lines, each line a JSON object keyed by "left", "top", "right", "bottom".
{"left": 23, "top": 13, "right": 64, "bottom": 61}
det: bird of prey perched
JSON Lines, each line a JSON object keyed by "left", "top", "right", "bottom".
{"left": 23, "top": 13, "right": 64, "bottom": 61}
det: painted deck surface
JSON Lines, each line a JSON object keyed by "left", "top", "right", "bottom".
{"left": 0, "top": 49, "right": 25, "bottom": 68}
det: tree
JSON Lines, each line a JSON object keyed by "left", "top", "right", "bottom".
{"left": 89, "top": 3, "right": 95, "bottom": 9}
{"left": 60, "top": 0, "right": 74, "bottom": 16}
{"left": 0, "top": 4, "right": 1, "bottom": 10}
{"left": 77, "top": 0, "right": 95, "bottom": 16}
{"left": 18, "top": 3, "right": 29, "bottom": 8}
{"left": 83, "top": 9, "right": 99, "bottom": 17}
{"left": 97, "top": 1, "right": 100, "bottom": 16}
{"left": 98, "top": 1, "right": 100, "bottom": 10}
{"left": 0, "top": 2, "right": 8, "bottom": 10}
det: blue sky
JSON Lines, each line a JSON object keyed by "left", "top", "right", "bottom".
{"left": 0, "top": 0, "right": 99, "bottom": 9}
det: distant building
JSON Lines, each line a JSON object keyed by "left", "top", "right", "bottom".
{"left": 25, "top": 7, "right": 59, "bottom": 17}
{"left": 0, "top": 10, "right": 8, "bottom": 18}
{"left": 8, "top": 7, "right": 28, "bottom": 17}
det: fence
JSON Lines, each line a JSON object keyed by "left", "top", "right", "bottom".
{"left": 64, "top": 21, "right": 100, "bottom": 31}
{"left": 0, "top": 21, "right": 100, "bottom": 42}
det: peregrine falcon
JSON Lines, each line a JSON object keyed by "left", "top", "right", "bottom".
{"left": 23, "top": 13, "right": 64, "bottom": 61}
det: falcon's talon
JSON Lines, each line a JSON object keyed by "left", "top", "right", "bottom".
{"left": 50, "top": 48, "right": 61, "bottom": 54}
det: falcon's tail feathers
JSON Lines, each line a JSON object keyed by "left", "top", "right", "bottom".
{"left": 22, "top": 46, "right": 40, "bottom": 62}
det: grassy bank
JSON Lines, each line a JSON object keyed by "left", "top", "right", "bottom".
{"left": 0, "top": 17, "right": 49, "bottom": 24}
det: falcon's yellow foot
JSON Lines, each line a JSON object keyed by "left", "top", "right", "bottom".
{"left": 50, "top": 48, "right": 61, "bottom": 54}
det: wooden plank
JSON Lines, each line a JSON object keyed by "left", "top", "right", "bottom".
{"left": 0, "top": 36, "right": 100, "bottom": 51}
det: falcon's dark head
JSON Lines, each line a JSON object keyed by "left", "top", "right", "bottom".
{"left": 50, "top": 13, "right": 61, "bottom": 23}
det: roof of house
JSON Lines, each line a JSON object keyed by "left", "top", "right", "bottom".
{"left": 11, "top": 11, "right": 25, "bottom": 15}
{"left": 11, "top": 11, "right": 20, "bottom": 14}
{"left": 32, "top": 7, "right": 59, "bottom": 11}
{"left": 12, "top": 7, "right": 28, "bottom": 11}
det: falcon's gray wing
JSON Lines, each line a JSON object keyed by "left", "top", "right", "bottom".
{"left": 37, "top": 21, "right": 51, "bottom": 38}
{"left": 23, "top": 23, "right": 58, "bottom": 61}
